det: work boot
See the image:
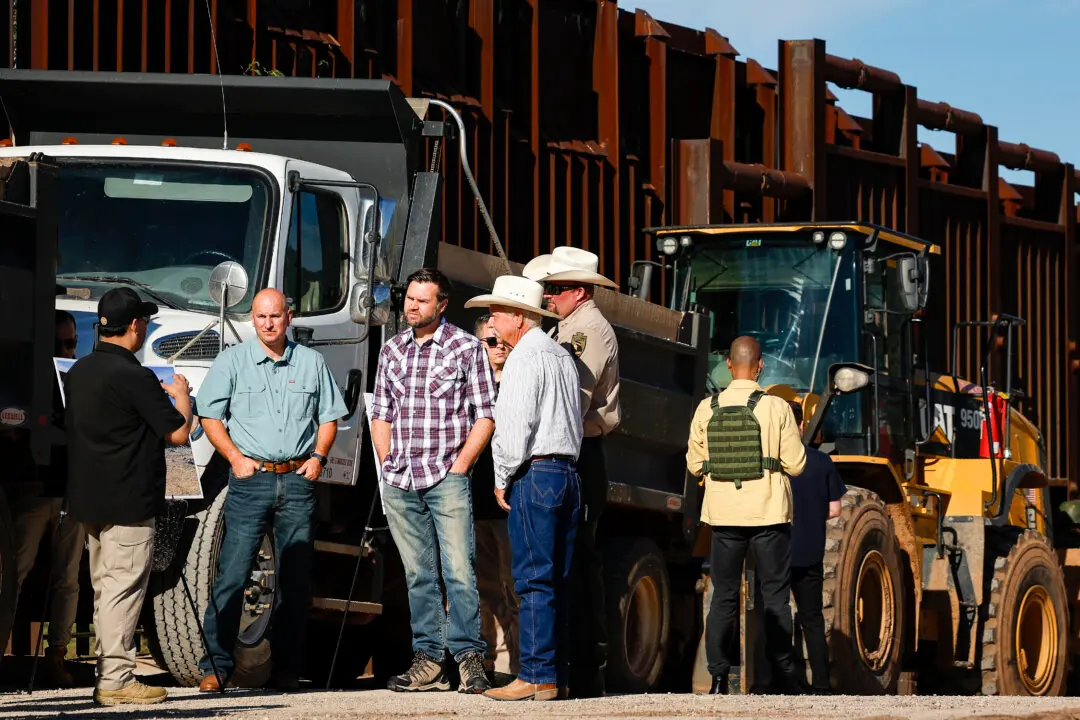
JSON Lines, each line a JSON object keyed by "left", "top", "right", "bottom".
{"left": 457, "top": 652, "right": 491, "bottom": 694}
{"left": 483, "top": 677, "right": 558, "bottom": 701}
{"left": 41, "top": 646, "right": 74, "bottom": 688}
{"left": 93, "top": 680, "right": 168, "bottom": 706}
{"left": 387, "top": 650, "right": 450, "bottom": 692}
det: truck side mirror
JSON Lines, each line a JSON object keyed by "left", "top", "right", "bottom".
{"left": 628, "top": 263, "right": 653, "bottom": 301}
{"left": 355, "top": 195, "right": 391, "bottom": 282}
{"left": 350, "top": 279, "right": 392, "bottom": 326}
{"left": 892, "top": 255, "right": 929, "bottom": 312}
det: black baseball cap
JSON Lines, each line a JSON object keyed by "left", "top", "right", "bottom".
{"left": 97, "top": 287, "right": 159, "bottom": 329}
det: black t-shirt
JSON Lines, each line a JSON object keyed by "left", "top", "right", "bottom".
{"left": 790, "top": 446, "right": 847, "bottom": 568}
{"left": 470, "top": 379, "right": 503, "bottom": 522}
{"left": 65, "top": 342, "right": 186, "bottom": 525}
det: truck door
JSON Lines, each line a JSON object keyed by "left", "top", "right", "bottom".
{"left": 279, "top": 160, "right": 367, "bottom": 485}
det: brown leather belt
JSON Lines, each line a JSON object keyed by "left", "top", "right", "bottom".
{"left": 256, "top": 458, "right": 307, "bottom": 474}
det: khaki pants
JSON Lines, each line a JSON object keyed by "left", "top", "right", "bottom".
{"left": 13, "top": 496, "right": 84, "bottom": 650}
{"left": 475, "top": 518, "right": 519, "bottom": 675}
{"left": 86, "top": 520, "right": 154, "bottom": 691}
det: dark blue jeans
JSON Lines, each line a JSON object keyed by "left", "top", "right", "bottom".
{"left": 381, "top": 471, "right": 486, "bottom": 662}
{"left": 506, "top": 458, "right": 581, "bottom": 686}
{"left": 199, "top": 470, "right": 315, "bottom": 679}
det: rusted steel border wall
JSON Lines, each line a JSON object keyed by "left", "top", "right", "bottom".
{"left": 5, "top": 0, "right": 1078, "bottom": 485}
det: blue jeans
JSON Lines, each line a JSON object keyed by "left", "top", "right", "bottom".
{"left": 199, "top": 470, "right": 315, "bottom": 679}
{"left": 506, "top": 458, "right": 581, "bottom": 686}
{"left": 382, "top": 471, "right": 485, "bottom": 662}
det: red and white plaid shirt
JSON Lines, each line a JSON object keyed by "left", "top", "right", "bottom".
{"left": 371, "top": 318, "right": 497, "bottom": 491}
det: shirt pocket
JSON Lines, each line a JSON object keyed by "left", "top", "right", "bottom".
{"left": 427, "top": 364, "right": 462, "bottom": 400}
{"left": 385, "top": 363, "right": 408, "bottom": 399}
{"left": 286, "top": 381, "right": 316, "bottom": 419}
{"left": 234, "top": 380, "right": 266, "bottom": 418}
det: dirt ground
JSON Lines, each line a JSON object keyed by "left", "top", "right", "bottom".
{"left": 4, "top": 686, "right": 1080, "bottom": 720}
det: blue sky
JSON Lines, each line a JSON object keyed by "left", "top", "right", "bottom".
{"left": 629, "top": 1, "right": 1077, "bottom": 189}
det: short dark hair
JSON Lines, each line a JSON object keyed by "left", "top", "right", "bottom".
{"left": 55, "top": 310, "right": 75, "bottom": 328}
{"left": 474, "top": 313, "right": 492, "bottom": 335}
{"left": 406, "top": 268, "right": 451, "bottom": 302}
{"left": 788, "top": 400, "right": 804, "bottom": 426}
{"left": 97, "top": 322, "right": 127, "bottom": 338}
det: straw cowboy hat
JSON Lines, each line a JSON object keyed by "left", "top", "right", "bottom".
{"left": 521, "top": 246, "right": 618, "bottom": 289}
{"left": 464, "top": 275, "right": 561, "bottom": 319}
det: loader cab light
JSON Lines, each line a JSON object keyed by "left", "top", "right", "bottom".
{"left": 61, "top": 137, "right": 78, "bottom": 145}
{"left": 831, "top": 364, "right": 872, "bottom": 394}
{"left": 658, "top": 236, "right": 679, "bottom": 256}
{"left": 812, "top": 230, "right": 826, "bottom": 244}
{"left": 236, "top": 142, "right": 253, "bottom": 152}
{"left": 679, "top": 235, "right": 693, "bottom": 249}
{"left": 161, "top": 138, "right": 177, "bottom": 147}
{"left": 112, "top": 137, "right": 128, "bottom": 145}
{"left": 828, "top": 231, "right": 848, "bottom": 250}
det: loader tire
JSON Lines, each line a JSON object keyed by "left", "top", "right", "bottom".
{"left": 821, "top": 487, "right": 905, "bottom": 694}
{"left": 604, "top": 537, "right": 670, "bottom": 693}
{"left": 149, "top": 486, "right": 276, "bottom": 687}
{"left": 981, "top": 530, "right": 1069, "bottom": 696}
{"left": 0, "top": 490, "right": 16, "bottom": 667}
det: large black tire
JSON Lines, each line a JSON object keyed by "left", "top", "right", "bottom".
{"left": 604, "top": 537, "right": 670, "bottom": 693}
{"left": 821, "top": 487, "right": 905, "bottom": 694}
{"left": 0, "top": 490, "right": 16, "bottom": 667}
{"left": 149, "top": 487, "right": 276, "bottom": 687}
{"left": 981, "top": 530, "right": 1070, "bottom": 696}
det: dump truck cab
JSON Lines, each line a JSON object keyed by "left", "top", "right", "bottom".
{"left": 646, "top": 222, "right": 1065, "bottom": 696}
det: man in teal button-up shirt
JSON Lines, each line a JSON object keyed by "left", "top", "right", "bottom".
{"left": 194, "top": 288, "right": 347, "bottom": 692}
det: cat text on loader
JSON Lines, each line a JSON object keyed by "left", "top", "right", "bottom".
{"left": 641, "top": 221, "right": 1072, "bottom": 696}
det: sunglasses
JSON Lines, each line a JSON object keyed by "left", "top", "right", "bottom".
{"left": 543, "top": 283, "right": 585, "bottom": 295}
{"left": 481, "top": 337, "right": 506, "bottom": 349}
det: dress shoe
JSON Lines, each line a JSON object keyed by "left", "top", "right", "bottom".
{"left": 483, "top": 677, "right": 558, "bottom": 701}
{"left": 709, "top": 676, "right": 728, "bottom": 695}
{"left": 199, "top": 674, "right": 225, "bottom": 692}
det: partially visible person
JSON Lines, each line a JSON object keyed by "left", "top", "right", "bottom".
{"left": 786, "top": 401, "right": 846, "bottom": 695}
{"left": 371, "top": 268, "right": 496, "bottom": 695}
{"left": 522, "top": 246, "right": 620, "bottom": 698}
{"left": 469, "top": 313, "right": 519, "bottom": 679}
{"left": 66, "top": 288, "right": 192, "bottom": 706}
{"left": 686, "top": 336, "right": 806, "bottom": 696}
{"left": 464, "top": 275, "right": 582, "bottom": 702}
{"left": 195, "top": 288, "right": 348, "bottom": 692}
{"left": 10, "top": 310, "right": 84, "bottom": 687}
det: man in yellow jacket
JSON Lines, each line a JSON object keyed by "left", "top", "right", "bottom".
{"left": 686, "top": 336, "right": 807, "bottom": 695}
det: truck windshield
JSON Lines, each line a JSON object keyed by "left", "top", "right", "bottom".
{"left": 676, "top": 235, "right": 859, "bottom": 394}
{"left": 55, "top": 164, "right": 272, "bottom": 314}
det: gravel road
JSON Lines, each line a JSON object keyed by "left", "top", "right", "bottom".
{"left": 5, "top": 687, "right": 1080, "bottom": 720}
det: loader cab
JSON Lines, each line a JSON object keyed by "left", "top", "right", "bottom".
{"left": 642, "top": 222, "right": 936, "bottom": 460}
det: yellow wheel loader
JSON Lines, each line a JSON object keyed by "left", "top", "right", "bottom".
{"left": 645, "top": 222, "right": 1071, "bottom": 696}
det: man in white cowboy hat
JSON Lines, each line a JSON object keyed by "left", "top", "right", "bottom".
{"left": 464, "top": 275, "right": 583, "bottom": 702}
{"left": 522, "top": 245, "right": 619, "bottom": 698}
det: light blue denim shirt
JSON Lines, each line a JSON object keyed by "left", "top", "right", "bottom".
{"left": 196, "top": 339, "right": 348, "bottom": 462}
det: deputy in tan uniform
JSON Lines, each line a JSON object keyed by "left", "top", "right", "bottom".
{"left": 522, "top": 246, "right": 620, "bottom": 698}
{"left": 686, "top": 335, "right": 806, "bottom": 696}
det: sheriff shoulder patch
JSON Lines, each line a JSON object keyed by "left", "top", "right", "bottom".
{"left": 571, "top": 331, "right": 587, "bottom": 357}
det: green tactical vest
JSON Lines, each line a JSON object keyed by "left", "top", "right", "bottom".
{"left": 702, "top": 390, "right": 782, "bottom": 489}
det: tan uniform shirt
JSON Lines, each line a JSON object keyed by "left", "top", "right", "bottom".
{"left": 686, "top": 379, "right": 807, "bottom": 527}
{"left": 553, "top": 299, "right": 621, "bottom": 438}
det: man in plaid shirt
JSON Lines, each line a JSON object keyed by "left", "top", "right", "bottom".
{"left": 371, "top": 268, "right": 497, "bottom": 694}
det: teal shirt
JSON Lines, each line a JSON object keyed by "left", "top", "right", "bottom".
{"left": 196, "top": 340, "right": 348, "bottom": 462}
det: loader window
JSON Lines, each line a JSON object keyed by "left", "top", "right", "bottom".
{"left": 283, "top": 189, "right": 347, "bottom": 315}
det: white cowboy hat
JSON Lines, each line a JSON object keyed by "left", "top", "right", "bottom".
{"left": 464, "top": 275, "right": 561, "bottom": 318}
{"left": 521, "top": 246, "right": 618, "bottom": 289}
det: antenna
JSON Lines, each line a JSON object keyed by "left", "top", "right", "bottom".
{"left": 204, "top": 0, "right": 228, "bottom": 150}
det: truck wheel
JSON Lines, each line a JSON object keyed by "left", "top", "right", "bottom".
{"left": 981, "top": 530, "right": 1069, "bottom": 696}
{"left": 0, "top": 490, "right": 16, "bottom": 666}
{"left": 150, "top": 487, "right": 277, "bottom": 687}
{"left": 822, "top": 487, "right": 905, "bottom": 694}
{"left": 605, "top": 537, "right": 670, "bottom": 693}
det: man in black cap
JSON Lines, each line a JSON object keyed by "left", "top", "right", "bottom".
{"left": 65, "top": 287, "right": 193, "bottom": 706}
